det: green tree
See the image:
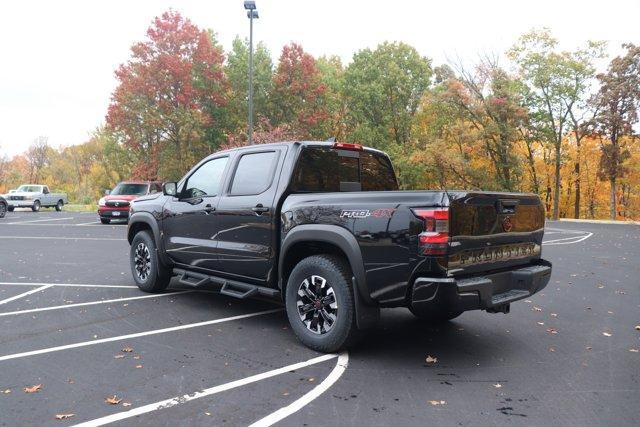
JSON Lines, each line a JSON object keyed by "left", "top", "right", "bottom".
{"left": 508, "top": 29, "right": 603, "bottom": 219}
{"left": 592, "top": 43, "right": 640, "bottom": 219}
{"left": 225, "top": 36, "right": 273, "bottom": 139}
{"left": 343, "top": 42, "right": 432, "bottom": 149}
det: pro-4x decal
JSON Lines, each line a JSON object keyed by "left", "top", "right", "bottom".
{"left": 340, "top": 208, "right": 395, "bottom": 219}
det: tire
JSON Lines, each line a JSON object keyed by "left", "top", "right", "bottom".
{"left": 285, "top": 255, "right": 360, "bottom": 353}
{"left": 409, "top": 306, "right": 463, "bottom": 323}
{"left": 55, "top": 200, "right": 64, "bottom": 211}
{"left": 129, "top": 230, "right": 172, "bottom": 292}
{"left": 7, "top": 206, "right": 14, "bottom": 212}
{"left": 32, "top": 200, "right": 41, "bottom": 212}
{"left": 100, "top": 218, "right": 111, "bottom": 224}
{"left": 0, "top": 202, "right": 6, "bottom": 218}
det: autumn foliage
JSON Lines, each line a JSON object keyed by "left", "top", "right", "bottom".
{"left": 1, "top": 11, "right": 639, "bottom": 221}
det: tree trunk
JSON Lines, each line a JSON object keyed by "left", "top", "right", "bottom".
{"left": 552, "top": 140, "right": 561, "bottom": 220}
{"left": 609, "top": 176, "right": 617, "bottom": 220}
{"left": 574, "top": 161, "right": 580, "bottom": 219}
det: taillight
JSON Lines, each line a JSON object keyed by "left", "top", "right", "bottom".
{"left": 332, "top": 142, "right": 363, "bottom": 151}
{"left": 413, "top": 208, "right": 449, "bottom": 255}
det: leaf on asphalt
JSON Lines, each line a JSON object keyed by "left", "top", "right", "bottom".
{"left": 546, "top": 328, "right": 558, "bottom": 335}
{"left": 585, "top": 306, "right": 592, "bottom": 310}
{"left": 55, "top": 414, "right": 75, "bottom": 420}
{"left": 113, "top": 355, "right": 125, "bottom": 359}
{"left": 597, "top": 284, "right": 605, "bottom": 289}
{"left": 133, "top": 356, "right": 141, "bottom": 360}
{"left": 533, "top": 306, "right": 542, "bottom": 312}
{"left": 550, "top": 313, "right": 558, "bottom": 317}
{"left": 428, "top": 400, "right": 446, "bottom": 406}
{"left": 548, "top": 347, "right": 556, "bottom": 352}
{"left": 635, "top": 325, "right": 640, "bottom": 331}
{"left": 121, "top": 347, "right": 134, "bottom": 353}
{"left": 586, "top": 346, "right": 592, "bottom": 350}
{"left": 629, "top": 348, "right": 639, "bottom": 353}
{"left": 135, "top": 365, "right": 143, "bottom": 369}
{"left": 602, "top": 332, "right": 612, "bottom": 337}
{"left": 2, "top": 389, "right": 11, "bottom": 394}
{"left": 122, "top": 402, "right": 132, "bottom": 407}
{"left": 615, "top": 290, "right": 626, "bottom": 295}
{"left": 24, "top": 384, "right": 42, "bottom": 393}
{"left": 537, "top": 322, "right": 545, "bottom": 326}
{"left": 105, "top": 395, "right": 122, "bottom": 405}
{"left": 425, "top": 355, "right": 438, "bottom": 364}
{"left": 524, "top": 300, "right": 532, "bottom": 303}
{"left": 493, "top": 383, "right": 502, "bottom": 388}
{"left": 308, "top": 377, "right": 315, "bottom": 382}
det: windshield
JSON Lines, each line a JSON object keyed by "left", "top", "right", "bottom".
{"left": 111, "top": 183, "right": 148, "bottom": 196}
{"left": 17, "top": 185, "right": 42, "bottom": 192}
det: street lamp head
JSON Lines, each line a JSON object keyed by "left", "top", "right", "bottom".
{"left": 243, "top": 1, "right": 256, "bottom": 10}
{"left": 247, "top": 10, "right": 259, "bottom": 19}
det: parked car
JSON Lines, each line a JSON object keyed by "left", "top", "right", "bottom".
{"left": 5, "top": 184, "right": 68, "bottom": 212}
{"left": 98, "top": 181, "right": 162, "bottom": 224}
{"left": 126, "top": 141, "right": 552, "bottom": 352}
{"left": 0, "top": 196, "right": 7, "bottom": 218}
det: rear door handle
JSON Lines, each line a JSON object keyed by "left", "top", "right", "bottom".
{"left": 252, "top": 204, "right": 269, "bottom": 214}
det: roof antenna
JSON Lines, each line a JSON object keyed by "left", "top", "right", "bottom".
{"left": 325, "top": 137, "right": 336, "bottom": 142}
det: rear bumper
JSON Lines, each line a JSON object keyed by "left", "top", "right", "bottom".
{"left": 410, "top": 259, "right": 552, "bottom": 312}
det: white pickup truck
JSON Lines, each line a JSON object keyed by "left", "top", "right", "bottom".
{"left": 5, "top": 184, "right": 68, "bottom": 212}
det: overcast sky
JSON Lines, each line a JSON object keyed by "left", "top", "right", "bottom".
{"left": 1, "top": 0, "right": 638, "bottom": 158}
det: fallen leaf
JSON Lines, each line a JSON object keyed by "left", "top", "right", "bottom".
{"left": 121, "top": 347, "right": 133, "bottom": 353}
{"left": 428, "top": 400, "right": 446, "bottom": 406}
{"left": 133, "top": 356, "right": 141, "bottom": 360}
{"left": 105, "top": 395, "right": 122, "bottom": 405}
{"left": 597, "top": 284, "right": 604, "bottom": 289}
{"left": 550, "top": 313, "right": 558, "bottom": 317}
{"left": 205, "top": 412, "right": 211, "bottom": 416}
{"left": 122, "top": 402, "right": 131, "bottom": 407}
{"left": 629, "top": 348, "right": 639, "bottom": 353}
{"left": 548, "top": 347, "right": 556, "bottom": 352}
{"left": 533, "top": 306, "right": 543, "bottom": 312}
{"left": 546, "top": 328, "right": 558, "bottom": 335}
{"left": 602, "top": 332, "right": 612, "bottom": 337}
{"left": 425, "top": 355, "right": 438, "bottom": 364}
{"left": 282, "top": 392, "right": 290, "bottom": 396}
{"left": 113, "top": 355, "right": 125, "bottom": 359}
{"left": 55, "top": 414, "right": 75, "bottom": 420}
{"left": 635, "top": 325, "right": 640, "bottom": 331}
{"left": 2, "top": 389, "right": 11, "bottom": 394}
{"left": 135, "top": 365, "right": 143, "bottom": 369}
{"left": 524, "top": 300, "right": 532, "bottom": 303}
{"left": 308, "top": 378, "right": 315, "bottom": 382}
{"left": 493, "top": 383, "right": 502, "bottom": 388}
{"left": 586, "top": 346, "right": 592, "bottom": 350}
{"left": 537, "top": 322, "right": 545, "bottom": 326}
{"left": 585, "top": 306, "right": 592, "bottom": 310}
{"left": 24, "top": 384, "right": 42, "bottom": 393}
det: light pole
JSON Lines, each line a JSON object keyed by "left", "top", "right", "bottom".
{"left": 244, "top": 1, "right": 259, "bottom": 145}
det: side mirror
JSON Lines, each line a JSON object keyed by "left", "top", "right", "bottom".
{"left": 104, "top": 189, "right": 111, "bottom": 196}
{"left": 163, "top": 182, "right": 178, "bottom": 196}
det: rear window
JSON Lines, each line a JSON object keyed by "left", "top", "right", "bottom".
{"left": 291, "top": 147, "right": 398, "bottom": 192}
{"left": 230, "top": 151, "right": 279, "bottom": 195}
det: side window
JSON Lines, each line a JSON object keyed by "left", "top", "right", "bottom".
{"left": 183, "top": 157, "right": 228, "bottom": 198}
{"left": 230, "top": 151, "right": 278, "bottom": 196}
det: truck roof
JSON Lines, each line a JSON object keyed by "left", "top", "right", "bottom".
{"left": 211, "top": 140, "right": 388, "bottom": 158}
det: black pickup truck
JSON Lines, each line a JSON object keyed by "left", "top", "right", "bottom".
{"left": 127, "top": 141, "right": 552, "bottom": 352}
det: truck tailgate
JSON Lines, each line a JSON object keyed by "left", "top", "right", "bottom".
{"left": 446, "top": 192, "right": 545, "bottom": 276}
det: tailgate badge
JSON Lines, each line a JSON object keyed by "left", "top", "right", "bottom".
{"left": 502, "top": 216, "right": 514, "bottom": 232}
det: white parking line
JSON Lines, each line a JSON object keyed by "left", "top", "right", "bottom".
{"left": 543, "top": 232, "right": 593, "bottom": 245}
{"left": 73, "top": 353, "right": 339, "bottom": 427}
{"left": 0, "top": 290, "right": 193, "bottom": 317}
{"left": 0, "top": 284, "right": 53, "bottom": 305}
{"left": 6, "top": 217, "right": 74, "bottom": 224}
{"left": 0, "top": 282, "right": 136, "bottom": 289}
{"left": 250, "top": 352, "right": 349, "bottom": 427}
{"left": 0, "top": 308, "right": 282, "bottom": 362}
{"left": 75, "top": 221, "right": 102, "bottom": 226}
{"left": 0, "top": 236, "right": 126, "bottom": 241}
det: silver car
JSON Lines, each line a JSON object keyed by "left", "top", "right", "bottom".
{"left": 5, "top": 184, "right": 68, "bottom": 212}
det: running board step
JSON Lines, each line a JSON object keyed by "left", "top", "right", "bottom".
{"left": 173, "top": 268, "right": 280, "bottom": 300}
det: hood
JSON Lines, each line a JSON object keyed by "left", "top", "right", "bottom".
{"left": 103, "top": 194, "right": 141, "bottom": 202}
{"left": 7, "top": 191, "right": 37, "bottom": 197}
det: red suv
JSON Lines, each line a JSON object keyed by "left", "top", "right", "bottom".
{"left": 98, "top": 181, "right": 162, "bottom": 224}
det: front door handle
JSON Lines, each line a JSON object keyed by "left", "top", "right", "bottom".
{"left": 252, "top": 204, "right": 269, "bottom": 214}
{"left": 204, "top": 204, "right": 215, "bottom": 214}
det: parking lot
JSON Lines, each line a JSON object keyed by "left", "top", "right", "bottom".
{"left": 0, "top": 210, "right": 638, "bottom": 426}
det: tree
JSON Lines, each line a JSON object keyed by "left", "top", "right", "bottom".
{"left": 270, "top": 43, "right": 328, "bottom": 139}
{"left": 344, "top": 42, "right": 432, "bottom": 149}
{"left": 106, "top": 10, "right": 228, "bottom": 180}
{"left": 225, "top": 36, "right": 273, "bottom": 139}
{"left": 26, "top": 136, "right": 51, "bottom": 183}
{"left": 592, "top": 44, "right": 640, "bottom": 219}
{"left": 509, "top": 29, "right": 603, "bottom": 219}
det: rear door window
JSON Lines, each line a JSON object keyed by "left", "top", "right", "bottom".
{"left": 229, "top": 151, "right": 279, "bottom": 196}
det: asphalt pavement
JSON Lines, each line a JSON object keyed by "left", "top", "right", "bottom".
{"left": 0, "top": 209, "right": 638, "bottom": 426}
